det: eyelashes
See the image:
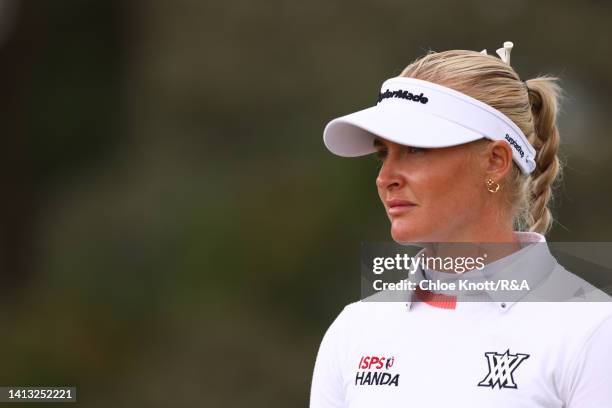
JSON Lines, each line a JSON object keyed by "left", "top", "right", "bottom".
{"left": 408, "top": 147, "right": 425, "bottom": 154}
{"left": 375, "top": 149, "right": 388, "bottom": 160}
{"left": 374, "top": 146, "right": 425, "bottom": 161}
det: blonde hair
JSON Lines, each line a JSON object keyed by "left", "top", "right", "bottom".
{"left": 399, "top": 49, "right": 565, "bottom": 235}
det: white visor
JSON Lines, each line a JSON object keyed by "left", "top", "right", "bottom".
{"left": 323, "top": 77, "right": 537, "bottom": 174}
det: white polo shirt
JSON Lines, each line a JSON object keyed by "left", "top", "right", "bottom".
{"left": 310, "top": 232, "right": 612, "bottom": 407}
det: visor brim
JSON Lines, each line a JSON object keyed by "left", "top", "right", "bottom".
{"left": 323, "top": 104, "right": 486, "bottom": 157}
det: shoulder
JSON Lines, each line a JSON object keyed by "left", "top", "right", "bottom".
{"left": 524, "top": 261, "right": 612, "bottom": 328}
{"left": 518, "top": 262, "right": 612, "bottom": 363}
{"left": 557, "top": 301, "right": 612, "bottom": 405}
{"left": 341, "top": 291, "right": 407, "bottom": 321}
{"left": 322, "top": 292, "right": 407, "bottom": 342}
{"left": 529, "top": 261, "right": 612, "bottom": 303}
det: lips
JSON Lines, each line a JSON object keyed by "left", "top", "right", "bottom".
{"left": 386, "top": 199, "right": 417, "bottom": 215}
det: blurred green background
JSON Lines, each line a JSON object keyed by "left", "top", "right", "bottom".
{"left": 1, "top": 0, "right": 611, "bottom": 406}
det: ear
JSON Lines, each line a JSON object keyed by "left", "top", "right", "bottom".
{"left": 485, "top": 140, "right": 513, "bottom": 180}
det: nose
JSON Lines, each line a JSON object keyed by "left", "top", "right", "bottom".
{"left": 376, "top": 158, "right": 403, "bottom": 192}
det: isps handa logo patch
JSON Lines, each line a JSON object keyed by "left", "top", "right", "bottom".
{"left": 355, "top": 355, "right": 400, "bottom": 387}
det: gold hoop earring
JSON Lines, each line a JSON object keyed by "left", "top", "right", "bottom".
{"left": 486, "top": 178, "right": 500, "bottom": 193}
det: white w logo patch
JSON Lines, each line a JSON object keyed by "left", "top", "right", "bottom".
{"left": 477, "top": 349, "right": 530, "bottom": 389}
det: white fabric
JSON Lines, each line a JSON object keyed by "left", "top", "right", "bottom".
{"left": 323, "top": 77, "right": 536, "bottom": 174}
{"left": 310, "top": 232, "right": 612, "bottom": 407}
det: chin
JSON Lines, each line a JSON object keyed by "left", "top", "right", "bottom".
{"left": 390, "top": 221, "right": 432, "bottom": 244}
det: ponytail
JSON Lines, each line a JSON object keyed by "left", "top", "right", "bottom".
{"left": 523, "top": 76, "right": 565, "bottom": 235}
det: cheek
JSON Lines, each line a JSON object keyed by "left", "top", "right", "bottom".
{"left": 427, "top": 168, "right": 480, "bottom": 222}
{"left": 415, "top": 165, "right": 482, "bottom": 222}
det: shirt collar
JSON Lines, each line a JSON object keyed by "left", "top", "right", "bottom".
{"left": 404, "top": 231, "right": 557, "bottom": 313}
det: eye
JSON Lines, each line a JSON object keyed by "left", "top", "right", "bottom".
{"left": 406, "top": 146, "right": 425, "bottom": 154}
{"left": 375, "top": 149, "right": 388, "bottom": 161}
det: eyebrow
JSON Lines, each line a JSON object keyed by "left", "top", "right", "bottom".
{"left": 373, "top": 138, "right": 385, "bottom": 148}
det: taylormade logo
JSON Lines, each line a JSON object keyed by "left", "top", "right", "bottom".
{"left": 377, "top": 89, "right": 429, "bottom": 104}
{"left": 504, "top": 134, "right": 525, "bottom": 158}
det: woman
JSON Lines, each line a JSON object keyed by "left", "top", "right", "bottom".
{"left": 310, "top": 42, "right": 612, "bottom": 407}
